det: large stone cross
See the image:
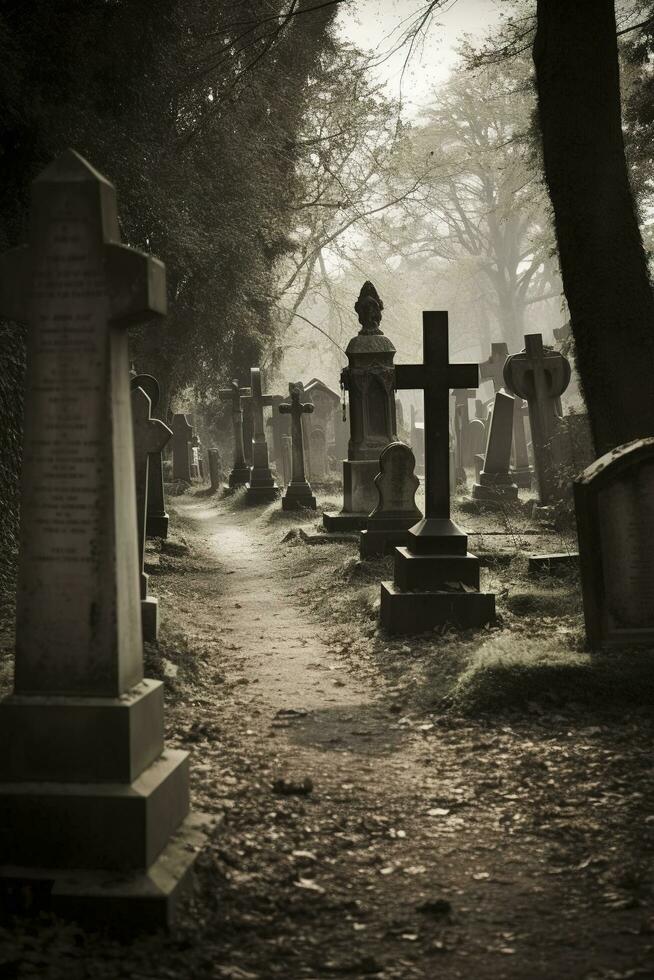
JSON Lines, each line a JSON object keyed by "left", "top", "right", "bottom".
{"left": 395, "top": 312, "right": 478, "bottom": 529}
{"left": 219, "top": 379, "right": 251, "bottom": 487}
{"left": 132, "top": 385, "right": 172, "bottom": 640}
{"left": 479, "top": 342, "right": 509, "bottom": 392}
{"left": 0, "top": 149, "right": 166, "bottom": 696}
{"left": 279, "top": 382, "right": 314, "bottom": 486}
{"left": 504, "top": 333, "right": 571, "bottom": 504}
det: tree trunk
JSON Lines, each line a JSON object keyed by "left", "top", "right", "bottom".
{"left": 533, "top": 0, "right": 654, "bottom": 455}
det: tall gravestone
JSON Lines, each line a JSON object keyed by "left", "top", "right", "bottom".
{"left": 472, "top": 390, "right": 519, "bottom": 504}
{"left": 132, "top": 385, "right": 173, "bottom": 641}
{"left": 381, "top": 312, "right": 495, "bottom": 634}
{"left": 323, "top": 282, "right": 397, "bottom": 531}
{"left": 171, "top": 412, "right": 193, "bottom": 482}
{"left": 0, "top": 150, "right": 203, "bottom": 926}
{"left": 279, "top": 383, "right": 316, "bottom": 510}
{"left": 244, "top": 367, "right": 279, "bottom": 502}
{"left": 360, "top": 442, "right": 422, "bottom": 558}
{"left": 575, "top": 438, "right": 654, "bottom": 648}
{"left": 219, "top": 379, "right": 251, "bottom": 489}
{"left": 504, "top": 334, "right": 571, "bottom": 506}
{"left": 480, "top": 341, "right": 531, "bottom": 488}
{"left": 208, "top": 448, "right": 223, "bottom": 491}
{"left": 131, "top": 374, "right": 170, "bottom": 538}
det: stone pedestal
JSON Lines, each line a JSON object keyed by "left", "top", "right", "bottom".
{"left": 282, "top": 484, "right": 317, "bottom": 511}
{"left": 472, "top": 471, "right": 519, "bottom": 504}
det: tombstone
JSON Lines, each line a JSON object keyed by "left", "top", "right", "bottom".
{"left": 208, "top": 448, "right": 223, "bottom": 491}
{"left": 192, "top": 434, "right": 205, "bottom": 481}
{"left": 132, "top": 386, "right": 173, "bottom": 640}
{"left": 131, "top": 374, "right": 170, "bottom": 538}
{"left": 575, "top": 438, "right": 654, "bottom": 648}
{"left": 468, "top": 417, "right": 486, "bottom": 458}
{"left": 381, "top": 312, "right": 495, "bottom": 635}
{"left": 480, "top": 341, "right": 531, "bottom": 488}
{"left": 453, "top": 388, "right": 476, "bottom": 473}
{"left": 189, "top": 442, "right": 200, "bottom": 480}
{"left": 243, "top": 367, "right": 280, "bottom": 502}
{"left": 304, "top": 378, "right": 341, "bottom": 470}
{"left": 472, "top": 391, "right": 519, "bottom": 504}
{"left": 281, "top": 434, "right": 293, "bottom": 487}
{"left": 360, "top": 443, "right": 422, "bottom": 558}
{"left": 479, "top": 342, "right": 508, "bottom": 393}
{"left": 323, "top": 282, "right": 397, "bottom": 532}
{"left": 308, "top": 426, "right": 328, "bottom": 482}
{"left": 219, "top": 379, "right": 251, "bottom": 488}
{"left": 504, "top": 334, "right": 571, "bottom": 505}
{"left": 0, "top": 150, "right": 202, "bottom": 926}
{"left": 267, "top": 394, "right": 290, "bottom": 475}
{"left": 242, "top": 397, "right": 254, "bottom": 466}
{"left": 172, "top": 413, "right": 193, "bottom": 482}
{"left": 279, "top": 383, "right": 316, "bottom": 510}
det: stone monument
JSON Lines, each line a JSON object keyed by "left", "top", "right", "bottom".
{"left": 279, "top": 383, "right": 316, "bottom": 510}
{"left": 132, "top": 385, "right": 173, "bottom": 641}
{"left": 131, "top": 373, "right": 170, "bottom": 538}
{"left": 323, "top": 282, "right": 397, "bottom": 531}
{"left": 480, "top": 341, "right": 531, "bottom": 488}
{"left": 244, "top": 367, "right": 279, "bottom": 502}
{"left": 208, "top": 448, "right": 223, "bottom": 491}
{"left": 380, "top": 312, "right": 496, "bottom": 634}
{"left": 360, "top": 442, "right": 422, "bottom": 558}
{"left": 0, "top": 149, "right": 204, "bottom": 926}
{"left": 504, "top": 334, "right": 571, "bottom": 505}
{"left": 219, "top": 379, "right": 252, "bottom": 489}
{"left": 575, "top": 438, "right": 654, "bottom": 648}
{"left": 472, "top": 390, "right": 519, "bottom": 504}
{"left": 171, "top": 412, "right": 193, "bottom": 482}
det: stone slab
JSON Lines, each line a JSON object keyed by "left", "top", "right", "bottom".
{"left": 141, "top": 596, "right": 159, "bottom": 643}
{"left": 380, "top": 582, "right": 496, "bottom": 635}
{"left": 393, "top": 547, "right": 481, "bottom": 592}
{"left": 0, "top": 679, "right": 164, "bottom": 784}
{"left": 528, "top": 552, "right": 580, "bottom": 576}
{"left": 322, "top": 511, "right": 369, "bottom": 532}
{"left": 0, "top": 750, "right": 189, "bottom": 871}
{"left": 0, "top": 812, "right": 217, "bottom": 932}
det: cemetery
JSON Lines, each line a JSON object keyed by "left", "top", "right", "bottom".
{"left": 0, "top": 3, "right": 653, "bottom": 979}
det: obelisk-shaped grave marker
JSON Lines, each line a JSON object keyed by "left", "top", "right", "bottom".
{"left": 131, "top": 373, "right": 170, "bottom": 538}
{"left": 279, "top": 382, "right": 316, "bottom": 510}
{"left": 132, "top": 384, "right": 172, "bottom": 641}
{"left": 0, "top": 150, "right": 202, "bottom": 927}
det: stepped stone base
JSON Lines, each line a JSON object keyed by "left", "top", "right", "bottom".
{"left": 322, "top": 511, "right": 369, "bottom": 532}
{"left": 360, "top": 527, "right": 411, "bottom": 558}
{"left": 245, "top": 481, "right": 280, "bottom": 503}
{"left": 282, "top": 493, "right": 316, "bottom": 511}
{"left": 146, "top": 513, "right": 169, "bottom": 539}
{"left": 471, "top": 477, "right": 519, "bottom": 504}
{"left": 0, "top": 812, "right": 215, "bottom": 932}
{"left": 227, "top": 466, "right": 250, "bottom": 489}
{"left": 511, "top": 466, "right": 532, "bottom": 489}
{"left": 380, "top": 581, "right": 496, "bottom": 635}
{"left": 393, "top": 547, "right": 481, "bottom": 592}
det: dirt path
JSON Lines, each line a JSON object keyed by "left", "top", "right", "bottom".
{"left": 153, "top": 493, "right": 654, "bottom": 980}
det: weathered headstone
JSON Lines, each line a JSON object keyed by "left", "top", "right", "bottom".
{"left": 360, "top": 443, "right": 422, "bottom": 558}
{"left": 0, "top": 150, "right": 202, "bottom": 926}
{"left": 381, "top": 312, "right": 495, "bottom": 635}
{"left": 171, "top": 412, "right": 193, "bottom": 482}
{"left": 219, "top": 379, "right": 251, "bottom": 488}
{"left": 308, "top": 426, "right": 328, "bottom": 482}
{"left": 479, "top": 342, "right": 508, "bottom": 393}
{"left": 480, "top": 341, "right": 531, "bottom": 487}
{"left": 281, "top": 434, "right": 293, "bottom": 487}
{"left": 575, "top": 438, "right": 654, "bottom": 648}
{"left": 192, "top": 433, "right": 205, "bottom": 481}
{"left": 472, "top": 391, "right": 519, "bottom": 504}
{"left": 208, "top": 448, "right": 223, "bottom": 491}
{"left": 267, "top": 394, "right": 290, "bottom": 475}
{"left": 131, "top": 373, "right": 170, "bottom": 538}
{"left": 279, "top": 383, "right": 316, "bottom": 510}
{"left": 504, "top": 334, "right": 571, "bottom": 505}
{"left": 453, "top": 388, "right": 476, "bottom": 475}
{"left": 323, "top": 282, "right": 397, "bottom": 531}
{"left": 132, "top": 385, "right": 173, "bottom": 641}
{"left": 304, "top": 378, "right": 341, "bottom": 470}
{"left": 244, "top": 367, "right": 279, "bottom": 502}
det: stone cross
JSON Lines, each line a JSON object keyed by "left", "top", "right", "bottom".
{"left": 171, "top": 413, "right": 193, "bottom": 482}
{"left": 479, "top": 342, "right": 509, "bottom": 392}
{"left": 504, "top": 334, "right": 571, "bottom": 505}
{"left": 0, "top": 149, "right": 166, "bottom": 696}
{"left": 219, "top": 379, "right": 251, "bottom": 488}
{"left": 395, "top": 312, "right": 479, "bottom": 538}
{"left": 243, "top": 367, "right": 279, "bottom": 500}
{"left": 132, "top": 385, "right": 172, "bottom": 641}
{"left": 279, "top": 383, "right": 316, "bottom": 510}
{"left": 131, "top": 373, "right": 170, "bottom": 538}
{"left": 0, "top": 151, "right": 199, "bottom": 921}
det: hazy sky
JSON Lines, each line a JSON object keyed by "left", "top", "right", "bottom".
{"left": 338, "top": 0, "right": 505, "bottom": 115}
